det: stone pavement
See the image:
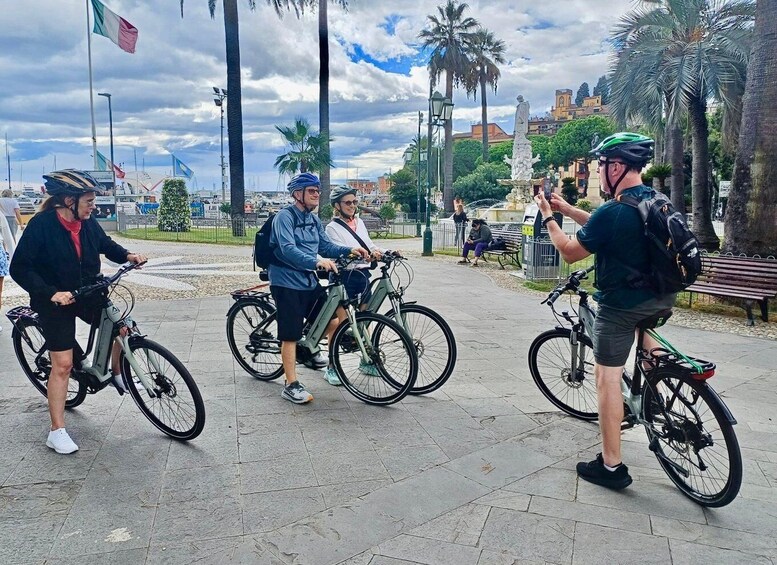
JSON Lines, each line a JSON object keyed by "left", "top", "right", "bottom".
{"left": 1, "top": 239, "right": 776, "bottom": 565}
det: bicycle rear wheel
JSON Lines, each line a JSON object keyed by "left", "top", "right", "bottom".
{"left": 226, "top": 299, "right": 283, "bottom": 380}
{"left": 120, "top": 338, "right": 205, "bottom": 441}
{"left": 12, "top": 319, "right": 86, "bottom": 409}
{"left": 331, "top": 312, "right": 418, "bottom": 405}
{"left": 643, "top": 369, "right": 742, "bottom": 507}
{"left": 384, "top": 304, "right": 457, "bottom": 395}
{"left": 528, "top": 328, "right": 598, "bottom": 420}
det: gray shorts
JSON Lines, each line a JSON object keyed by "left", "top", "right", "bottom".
{"left": 592, "top": 296, "right": 676, "bottom": 367}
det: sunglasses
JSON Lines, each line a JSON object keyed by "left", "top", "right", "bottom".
{"left": 305, "top": 188, "right": 321, "bottom": 194}
{"left": 340, "top": 200, "right": 358, "bottom": 206}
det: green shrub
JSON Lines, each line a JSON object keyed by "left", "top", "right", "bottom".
{"left": 318, "top": 203, "right": 333, "bottom": 220}
{"left": 158, "top": 178, "right": 191, "bottom": 232}
{"left": 576, "top": 199, "right": 592, "bottom": 212}
{"left": 379, "top": 203, "right": 397, "bottom": 221}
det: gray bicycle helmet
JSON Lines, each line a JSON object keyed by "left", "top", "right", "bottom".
{"left": 43, "top": 169, "right": 100, "bottom": 196}
{"left": 330, "top": 185, "right": 357, "bottom": 205}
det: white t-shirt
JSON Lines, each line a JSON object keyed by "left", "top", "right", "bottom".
{"left": 0, "top": 197, "right": 20, "bottom": 217}
{"left": 325, "top": 216, "right": 383, "bottom": 269}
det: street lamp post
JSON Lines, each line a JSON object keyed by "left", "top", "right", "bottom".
{"left": 213, "top": 87, "right": 228, "bottom": 203}
{"left": 97, "top": 92, "right": 115, "bottom": 191}
{"left": 422, "top": 91, "right": 454, "bottom": 256}
{"left": 416, "top": 111, "right": 423, "bottom": 237}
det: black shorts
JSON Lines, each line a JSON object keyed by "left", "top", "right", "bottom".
{"left": 270, "top": 285, "right": 326, "bottom": 342}
{"left": 36, "top": 302, "right": 101, "bottom": 353}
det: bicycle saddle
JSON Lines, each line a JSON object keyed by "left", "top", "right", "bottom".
{"left": 636, "top": 309, "right": 673, "bottom": 329}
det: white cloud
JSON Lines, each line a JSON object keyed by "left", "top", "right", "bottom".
{"left": 0, "top": 0, "right": 632, "bottom": 189}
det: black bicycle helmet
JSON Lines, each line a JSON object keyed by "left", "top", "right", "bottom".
{"left": 43, "top": 169, "right": 100, "bottom": 196}
{"left": 590, "top": 132, "right": 654, "bottom": 168}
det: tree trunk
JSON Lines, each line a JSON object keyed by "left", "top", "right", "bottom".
{"left": 688, "top": 96, "right": 718, "bottom": 250}
{"left": 480, "top": 75, "right": 488, "bottom": 163}
{"left": 223, "top": 0, "right": 245, "bottom": 236}
{"left": 667, "top": 120, "right": 685, "bottom": 212}
{"left": 724, "top": 0, "right": 777, "bottom": 256}
{"left": 443, "top": 71, "right": 454, "bottom": 214}
{"left": 318, "top": 0, "right": 331, "bottom": 205}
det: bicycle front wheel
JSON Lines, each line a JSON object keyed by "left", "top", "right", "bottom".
{"left": 643, "top": 369, "right": 742, "bottom": 507}
{"left": 12, "top": 319, "right": 86, "bottom": 409}
{"left": 528, "top": 328, "right": 598, "bottom": 420}
{"left": 120, "top": 338, "right": 205, "bottom": 441}
{"left": 384, "top": 304, "right": 457, "bottom": 395}
{"left": 226, "top": 299, "right": 283, "bottom": 381}
{"left": 331, "top": 312, "right": 418, "bottom": 405}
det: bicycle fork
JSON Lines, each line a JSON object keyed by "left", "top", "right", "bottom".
{"left": 344, "top": 307, "right": 374, "bottom": 365}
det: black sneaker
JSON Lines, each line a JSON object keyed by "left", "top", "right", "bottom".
{"left": 576, "top": 453, "right": 633, "bottom": 490}
{"left": 297, "top": 349, "right": 328, "bottom": 369}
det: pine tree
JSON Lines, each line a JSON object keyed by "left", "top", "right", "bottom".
{"left": 158, "top": 178, "right": 192, "bottom": 232}
{"left": 592, "top": 75, "right": 609, "bottom": 104}
{"left": 575, "top": 82, "right": 590, "bottom": 106}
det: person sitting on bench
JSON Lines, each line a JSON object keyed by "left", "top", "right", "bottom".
{"left": 458, "top": 219, "right": 492, "bottom": 267}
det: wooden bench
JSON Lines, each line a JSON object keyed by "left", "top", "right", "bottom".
{"left": 481, "top": 228, "right": 522, "bottom": 269}
{"left": 685, "top": 254, "right": 777, "bottom": 325}
{"left": 361, "top": 216, "right": 390, "bottom": 238}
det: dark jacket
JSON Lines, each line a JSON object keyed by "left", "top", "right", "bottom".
{"left": 468, "top": 224, "right": 492, "bottom": 245}
{"left": 10, "top": 208, "right": 129, "bottom": 313}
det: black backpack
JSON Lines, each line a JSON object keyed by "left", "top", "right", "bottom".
{"left": 253, "top": 212, "right": 278, "bottom": 270}
{"left": 487, "top": 237, "right": 507, "bottom": 251}
{"left": 618, "top": 191, "right": 703, "bottom": 295}
{"left": 253, "top": 209, "right": 303, "bottom": 269}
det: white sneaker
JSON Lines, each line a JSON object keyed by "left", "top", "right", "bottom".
{"left": 111, "top": 373, "right": 145, "bottom": 393}
{"left": 46, "top": 428, "right": 79, "bottom": 454}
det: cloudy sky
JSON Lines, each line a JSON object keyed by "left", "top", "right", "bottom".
{"left": 0, "top": 0, "right": 634, "bottom": 193}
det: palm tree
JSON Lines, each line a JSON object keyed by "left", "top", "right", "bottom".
{"left": 724, "top": 0, "right": 777, "bottom": 256}
{"left": 419, "top": 0, "right": 479, "bottom": 214}
{"left": 464, "top": 28, "right": 506, "bottom": 164}
{"left": 180, "top": 0, "right": 254, "bottom": 236}
{"left": 610, "top": 0, "right": 754, "bottom": 250}
{"left": 274, "top": 117, "right": 333, "bottom": 176}
{"left": 266, "top": 1, "right": 349, "bottom": 205}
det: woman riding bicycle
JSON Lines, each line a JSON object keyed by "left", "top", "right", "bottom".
{"left": 10, "top": 170, "right": 146, "bottom": 454}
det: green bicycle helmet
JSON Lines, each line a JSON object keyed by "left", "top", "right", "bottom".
{"left": 330, "top": 185, "right": 357, "bottom": 205}
{"left": 590, "top": 132, "right": 654, "bottom": 167}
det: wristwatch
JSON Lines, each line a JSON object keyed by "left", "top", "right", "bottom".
{"left": 542, "top": 216, "right": 557, "bottom": 227}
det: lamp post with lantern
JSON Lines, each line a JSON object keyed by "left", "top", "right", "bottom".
{"left": 422, "top": 90, "right": 454, "bottom": 256}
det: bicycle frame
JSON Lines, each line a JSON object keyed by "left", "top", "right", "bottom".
{"left": 297, "top": 280, "right": 374, "bottom": 364}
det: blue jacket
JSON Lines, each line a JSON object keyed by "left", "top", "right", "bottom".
{"left": 268, "top": 205, "right": 353, "bottom": 290}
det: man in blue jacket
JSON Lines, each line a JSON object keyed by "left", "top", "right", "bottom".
{"left": 270, "top": 173, "right": 368, "bottom": 404}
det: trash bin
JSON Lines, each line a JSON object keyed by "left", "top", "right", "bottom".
{"left": 521, "top": 204, "right": 562, "bottom": 281}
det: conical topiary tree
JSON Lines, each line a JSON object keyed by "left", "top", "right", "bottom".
{"left": 158, "top": 178, "right": 192, "bottom": 232}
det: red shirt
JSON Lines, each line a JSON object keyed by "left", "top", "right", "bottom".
{"left": 56, "top": 212, "right": 82, "bottom": 259}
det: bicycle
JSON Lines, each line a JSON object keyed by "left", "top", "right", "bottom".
{"left": 6, "top": 262, "right": 205, "bottom": 440}
{"left": 362, "top": 253, "right": 457, "bottom": 394}
{"left": 227, "top": 256, "right": 419, "bottom": 405}
{"left": 527, "top": 266, "right": 742, "bottom": 507}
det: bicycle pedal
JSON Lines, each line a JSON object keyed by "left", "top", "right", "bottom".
{"left": 620, "top": 420, "right": 635, "bottom": 431}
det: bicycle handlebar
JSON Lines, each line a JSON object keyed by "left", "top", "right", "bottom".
{"left": 71, "top": 261, "right": 146, "bottom": 300}
{"left": 543, "top": 265, "right": 595, "bottom": 306}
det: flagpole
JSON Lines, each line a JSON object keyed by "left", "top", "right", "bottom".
{"left": 171, "top": 154, "right": 175, "bottom": 178}
{"left": 86, "top": 0, "right": 98, "bottom": 170}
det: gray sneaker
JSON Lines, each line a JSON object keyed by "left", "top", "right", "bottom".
{"left": 281, "top": 381, "right": 313, "bottom": 404}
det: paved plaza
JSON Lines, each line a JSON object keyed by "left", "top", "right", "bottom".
{"left": 1, "top": 239, "right": 776, "bottom": 564}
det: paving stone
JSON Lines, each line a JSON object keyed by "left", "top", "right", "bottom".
{"left": 375, "top": 534, "right": 481, "bottom": 565}
{"left": 152, "top": 495, "right": 244, "bottom": 544}
{"left": 408, "top": 503, "right": 491, "bottom": 546}
{"left": 376, "top": 444, "right": 449, "bottom": 481}
{"left": 668, "top": 539, "right": 772, "bottom": 565}
{"left": 318, "top": 478, "right": 394, "bottom": 509}
{"left": 44, "top": 548, "right": 151, "bottom": 565}
{"left": 240, "top": 452, "right": 317, "bottom": 494}
{"left": 472, "top": 490, "right": 531, "bottom": 512}
{"left": 503, "top": 467, "right": 578, "bottom": 501}
{"left": 5, "top": 447, "right": 100, "bottom": 485}
{"left": 160, "top": 463, "right": 240, "bottom": 503}
{"left": 242, "top": 486, "right": 326, "bottom": 534}
{"left": 703, "top": 497, "right": 777, "bottom": 537}
{"left": 147, "top": 535, "right": 285, "bottom": 565}
{"left": 476, "top": 549, "right": 546, "bottom": 565}
{"left": 529, "top": 494, "right": 651, "bottom": 534}
{"left": 309, "top": 448, "right": 390, "bottom": 486}
{"left": 649, "top": 516, "right": 777, "bottom": 561}
{"left": 443, "top": 439, "right": 555, "bottom": 489}
{"left": 478, "top": 507, "right": 574, "bottom": 564}
{"left": 571, "top": 523, "right": 669, "bottom": 564}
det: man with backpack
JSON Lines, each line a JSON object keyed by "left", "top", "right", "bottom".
{"left": 268, "top": 173, "right": 369, "bottom": 404}
{"left": 534, "top": 132, "right": 683, "bottom": 490}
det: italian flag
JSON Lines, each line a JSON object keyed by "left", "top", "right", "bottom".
{"left": 91, "top": 0, "right": 138, "bottom": 54}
